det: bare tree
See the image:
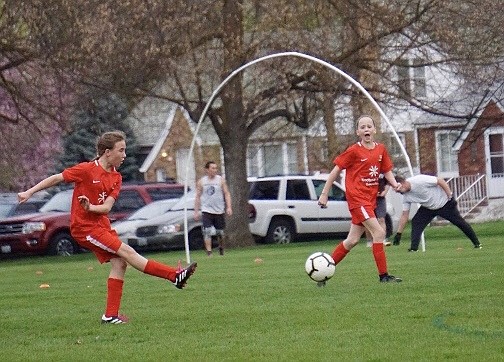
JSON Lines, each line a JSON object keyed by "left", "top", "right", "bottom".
{"left": 2, "top": 0, "right": 503, "bottom": 242}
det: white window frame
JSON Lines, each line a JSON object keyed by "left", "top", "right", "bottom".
{"left": 247, "top": 142, "right": 299, "bottom": 177}
{"left": 155, "top": 168, "right": 166, "bottom": 182}
{"left": 435, "top": 130, "right": 459, "bottom": 178}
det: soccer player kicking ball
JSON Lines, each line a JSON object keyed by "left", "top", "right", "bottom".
{"left": 317, "top": 115, "right": 402, "bottom": 283}
{"left": 18, "top": 131, "right": 197, "bottom": 324}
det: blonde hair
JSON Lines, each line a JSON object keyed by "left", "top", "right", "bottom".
{"left": 95, "top": 131, "right": 126, "bottom": 158}
{"left": 355, "top": 115, "right": 375, "bottom": 128}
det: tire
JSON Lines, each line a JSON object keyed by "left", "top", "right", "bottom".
{"left": 48, "top": 232, "right": 79, "bottom": 256}
{"left": 188, "top": 228, "right": 204, "bottom": 250}
{"left": 385, "top": 213, "right": 393, "bottom": 238}
{"left": 265, "top": 218, "right": 295, "bottom": 244}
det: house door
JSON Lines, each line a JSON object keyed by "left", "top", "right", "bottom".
{"left": 176, "top": 148, "right": 196, "bottom": 189}
{"left": 485, "top": 127, "right": 504, "bottom": 198}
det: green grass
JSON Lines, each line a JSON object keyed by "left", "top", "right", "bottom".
{"left": 1, "top": 221, "right": 503, "bottom": 361}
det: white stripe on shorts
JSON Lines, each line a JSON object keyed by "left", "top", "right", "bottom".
{"left": 86, "top": 235, "right": 116, "bottom": 254}
{"left": 360, "top": 206, "right": 370, "bottom": 220}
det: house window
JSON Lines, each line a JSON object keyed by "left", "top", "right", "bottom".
{"left": 247, "top": 142, "right": 299, "bottom": 177}
{"left": 263, "top": 144, "right": 283, "bottom": 176}
{"left": 286, "top": 143, "right": 298, "bottom": 174}
{"left": 396, "top": 59, "right": 426, "bottom": 98}
{"left": 247, "top": 146, "right": 260, "bottom": 177}
{"left": 489, "top": 133, "right": 504, "bottom": 176}
{"left": 388, "top": 133, "right": 406, "bottom": 158}
{"left": 155, "top": 168, "right": 166, "bottom": 182}
{"left": 436, "top": 130, "right": 459, "bottom": 177}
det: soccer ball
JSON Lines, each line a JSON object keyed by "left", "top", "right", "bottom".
{"left": 305, "top": 252, "right": 336, "bottom": 282}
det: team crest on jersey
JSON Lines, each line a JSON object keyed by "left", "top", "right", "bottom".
{"left": 369, "top": 165, "right": 379, "bottom": 177}
{"left": 98, "top": 192, "right": 107, "bottom": 204}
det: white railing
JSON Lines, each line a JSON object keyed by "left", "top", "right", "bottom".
{"left": 447, "top": 174, "right": 487, "bottom": 217}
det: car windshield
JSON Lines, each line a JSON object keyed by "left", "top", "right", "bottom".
{"left": 170, "top": 191, "right": 196, "bottom": 211}
{"left": 126, "top": 199, "right": 179, "bottom": 221}
{"left": 39, "top": 191, "right": 72, "bottom": 213}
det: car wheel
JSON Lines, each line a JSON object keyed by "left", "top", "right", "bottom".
{"left": 385, "top": 213, "right": 393, "bottom": 238}
{"left": 48, "top": 232, "right": 79, "bottom": 256}
{"left": 188, "top": 228, "right": 204, "bottom": 250}
{"left": 265, "top": 219, "right": 295, "bottom": 244}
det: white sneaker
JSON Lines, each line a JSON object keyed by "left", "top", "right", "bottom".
{"left": 384, "top": 240, "right": 391, "bottom": 246}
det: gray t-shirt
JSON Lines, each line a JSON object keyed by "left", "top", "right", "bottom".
{"left": 402, "top": 174, "right": 449, "bottom": 211}
{"left": 200, "top": 175, "right": 226, "bottom": 214}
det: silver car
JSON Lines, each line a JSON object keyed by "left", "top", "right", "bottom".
{"left": 121, "top": 192, "right": 204, "bottom": 251}
{"left": 112, "top": 198, "right": 180, "bottom": 243}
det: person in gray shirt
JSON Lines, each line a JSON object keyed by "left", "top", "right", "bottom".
{"left": 194, "top": 161, "right": 232, "bottom": 256}
{"left": 393, "top": 174, "right": 481, "bottom": 251}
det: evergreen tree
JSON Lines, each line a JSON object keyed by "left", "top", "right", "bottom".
{"left": 58, "top": 91, "right": 141, "bottom": 181}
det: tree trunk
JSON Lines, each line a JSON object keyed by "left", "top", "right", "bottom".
{"left": 218, "top": 0, "right": 255, "bottom": 247}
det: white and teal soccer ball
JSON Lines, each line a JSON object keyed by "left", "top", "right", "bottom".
{"left": 305, "top": 252, "right": 336, "bottom": 282}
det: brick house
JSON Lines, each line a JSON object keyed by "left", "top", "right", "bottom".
{"left": 128, "top": 103, "right": 222, "bottom": 188}
{"left": 413, "top": 99, "right": 504, "bottom": 198}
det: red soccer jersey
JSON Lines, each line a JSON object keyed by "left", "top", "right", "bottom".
{"left": 62, "top": 160, "right": 122, "bottom": 237}
{"left": 334, "top": 142, "right": 393, "bottom": 210}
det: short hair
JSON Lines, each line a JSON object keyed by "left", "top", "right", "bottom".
{"left": 96, "top": 131, "right": 126, "bottom": 158}
{"left": 395, "top": 175, "right": 406, "bottom": 184}
{"left": 205, "top": 161, "right": 216, "bottom": 169}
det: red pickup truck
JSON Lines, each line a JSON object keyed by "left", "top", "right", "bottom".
{"left": 0, "top": 183, "right": 185, "bottom": 257}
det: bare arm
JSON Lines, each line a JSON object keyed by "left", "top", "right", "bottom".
{"left": 222, "top": 179, "right": 233, "bottom": 216}
{"left": 436, "top": 177, "right": 453, "bottom": 199}
{"left": 317, "top": 165, "right": 341, "bottom": 207}
{"left": 77, "top": 195, "right": 116, "bottom": 214}
{"left": 384, "top": 170, "right": 400, "bottom": 190}
{"left": 18, "top": 173, "right": 65, "bottom": 203}
{"left": 194, "top": 179, "right": 202, "bottom": 220}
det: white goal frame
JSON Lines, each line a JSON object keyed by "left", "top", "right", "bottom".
{"left": 182, "top": 51, "right": 416, "bottom": 263}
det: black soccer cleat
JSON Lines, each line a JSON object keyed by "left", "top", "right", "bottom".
{"left": 101, "top": 314, "right": 129, "bottom": 324}
{"left": 173, "top": 262, "right": 197, "bottom": 289}
{"left": 474, "top": 244, "right": 482, "bottom": 249}
{"left": 379, "top": 274, "right": 402, "bottom": 283}
{"left": 408, "top": 248, "right": 418, "bottom": 252}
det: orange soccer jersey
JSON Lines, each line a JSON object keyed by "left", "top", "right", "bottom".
{"left": 62, "top": 160, "right": 122, "bottom": 237}
{"left": 334, "top": 142, "right": 393, "bottom": 211}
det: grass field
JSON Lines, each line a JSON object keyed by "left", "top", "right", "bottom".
{"left": 0, "top": 221, "right": 503, "bottom": 361}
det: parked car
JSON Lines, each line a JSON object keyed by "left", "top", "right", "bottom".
{"left": 247, "top": 174, "right": 399, "bottom": 244}
{"left": 0, "top": 192, "right": 49, "bottom": 220}
{"left": 111, "top": 198, "right": 180, "bottom": 242}
{"left": 119, "top": 191, "right": 205, "bottom": 251}
{"left": 0, "top": 182, "right": 185, "bottom": 257}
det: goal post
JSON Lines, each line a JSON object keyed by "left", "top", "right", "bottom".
{"left": 182, "top": 51, "right": 417, "bottom": 263}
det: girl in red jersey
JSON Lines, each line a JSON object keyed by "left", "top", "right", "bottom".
{"left": 18, "top": 131, "right": 196, "bottom": 324}
{"left": 318, "top": 116, "right": 402, "bottom": 283}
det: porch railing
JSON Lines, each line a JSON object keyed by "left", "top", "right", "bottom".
{"left": 447, "top": 174, "right": 487, "bottom": 218}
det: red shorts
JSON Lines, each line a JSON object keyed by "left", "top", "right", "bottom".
{"left": 350, "top": 205, "right": 376, "bottom": 225}
{"left": 73, "top": 229, "right": 122, "bottom": 264}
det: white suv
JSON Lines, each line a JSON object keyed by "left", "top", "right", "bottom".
{"left": 248, "top": 174, "right": 398, "bottom": 244}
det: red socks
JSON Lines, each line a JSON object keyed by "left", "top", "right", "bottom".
{"left": 372, "top": 242, "right": 388, "bottom": 275}
{"left": 331, "top": 242, "right": 350, "bottom": 264}
{"left": 332, "top": 241, "right": 389, "bottom": 275}
{"left": 105, "top": 278, "right": 123, "bottom": 317}
{"left": 143, "top": 260, "right": 177, "bottom": 282}
{"left": 105, "top": 260, "right": 178, "bottom": 317}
